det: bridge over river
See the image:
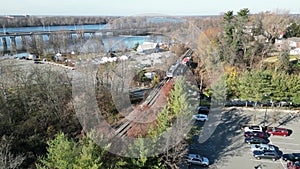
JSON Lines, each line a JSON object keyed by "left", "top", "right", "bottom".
{"left": 0, "top": 27, "right": 156, "bottom": 54}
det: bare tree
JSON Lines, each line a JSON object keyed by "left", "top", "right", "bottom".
{"left": 0, "top": 136, "right": 25, "bottom": 169}
{"left": 258, "top": 10, "right": 291, "bottom": 43}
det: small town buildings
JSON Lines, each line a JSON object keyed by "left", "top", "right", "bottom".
{"left": 288, "top": 37, "right": 300, "bottom": 49}
{"left": 136, "top": 42, "right": 159, "bottom": 54}
{"left": 275, "top": 37, "right": 300, "bottom": 55}
{"left": 275, "top": 37, "right": 300, "bottom": 49}
{"left": 290, "top": 48, "right": 300, "bottom": 55}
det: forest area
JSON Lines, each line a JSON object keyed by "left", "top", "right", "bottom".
{"left": 0, "top": 15, "right": 118, "bottom": 28}
{"left": 1, "top": 9, "right": 300, "bottom": 169}
{"left": 193, "top": 8, "right": 300, "bottom": 105}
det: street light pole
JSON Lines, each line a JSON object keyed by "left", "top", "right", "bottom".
{"left": 264, "top": 106, "right": 267, "bottom": 127}
{"left": 263, "top": 93, "right": 270, "bottom": 127}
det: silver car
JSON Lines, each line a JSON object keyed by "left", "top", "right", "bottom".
{"left": 250, "top": 144, "right": 275, "bottom": 152}
{"left": 187, "top": 154, "right": 209, "bottom": 166}
{"left": 192, "top": 114, "right": 208, "bottom": 121}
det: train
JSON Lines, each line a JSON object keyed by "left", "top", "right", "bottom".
{"left": 166, "top": 61, "right": 180, "bottom": 77}
{"left": 166, "top": 49, "right": 192, "bottom": 78}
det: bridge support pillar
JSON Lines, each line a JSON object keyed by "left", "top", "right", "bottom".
{"left": 30, "top": 35, "right": 37, "bottom": 52}
{"left": 10, "top": 36, "right": 17, "bottom": 53}
{"left": 2, "top": 37, "right": 8, "bottom": 53}
{"left": 21, "top": 36, "right": 27, "bottom": 51}
{"left": 77, "top": 32, "right": 85, "bottom": 44}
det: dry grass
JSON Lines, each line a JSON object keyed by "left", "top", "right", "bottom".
{"left": 264, "top": 55, "right": 299, "bottom": 63}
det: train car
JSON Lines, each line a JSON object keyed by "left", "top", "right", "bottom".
{"left": 166, "top": 61, "right": 180, "bottom": 77}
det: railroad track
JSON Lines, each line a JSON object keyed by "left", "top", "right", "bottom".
{"left": 113, "top": 77, "right": 170, "bottom": 138}
{"left": 113, "top": 49, "right": 192, "bottom": 138}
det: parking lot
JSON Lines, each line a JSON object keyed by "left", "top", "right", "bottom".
{"left": 186, "top": 107, "right": 300, "bottom": 169}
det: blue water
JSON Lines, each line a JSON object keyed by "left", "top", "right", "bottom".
{"left": 147, "top": 17, "right": 183, "bottom": 23}
{"left": 0, "top": 34, "right": 167, "bottom": 52}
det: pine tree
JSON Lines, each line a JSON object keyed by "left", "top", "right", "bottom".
{"left": 36, "top": 132, "right": 106, "bottom": 169}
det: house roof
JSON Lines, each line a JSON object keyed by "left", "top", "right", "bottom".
{"left": 288, "top": 37, "right": 300, "bottom": 43}
{"left": 138, "top": 42, "right": 158, "bottom": 51}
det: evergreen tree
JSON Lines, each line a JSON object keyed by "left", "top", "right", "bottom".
{"left": 286, "top": 74, "right": 300, "bottom": 104}
{"left": 238, "top": 70, "right": 272, "bottom": 103}
{"left": 219, "top": 9, "right": 250, "bottom": 66}
{"left": 285, "top": 22, "right": 300, "bottom": 38}
{"left": 36, "top": 132, "right": 106, "bottom": 169}
{"left": 277, "top": 47, "right": 292, "bottom": 73}
{"left": 36, "top": 133, "right": 78, "bottom": 169}
{"left": 223, "top": 11, "right": 234, "bottom": 45}
{"left": 117, "top": 136, "right": 164, "bottom": 169}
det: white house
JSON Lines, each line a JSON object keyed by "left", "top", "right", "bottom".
{"left": 144, "top": 72, "right": 156, "bottom": 79}
{"left": 290, "top": 48, "right": 300, "bottom": 55}
{"left": 288, "top": 37, "right": 300, "bottom": 49}
{"left": 54, "top": 53, "right": 62, "bottom": 61}
{"left": 136, "top": 42, "right": 159, "bottom": 54}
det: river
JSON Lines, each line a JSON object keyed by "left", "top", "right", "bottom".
{"left": 0, "top": 23, "right": 170, "bottom": 52}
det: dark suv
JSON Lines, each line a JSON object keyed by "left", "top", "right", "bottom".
{"left": 245, "top": 137, "right": 269, "bottom": 144}
{"left": 282, "top": 153, "right": 300, "bottom": 161}
{"left": 253, "top": 150, "right": 280, "bottom": 161}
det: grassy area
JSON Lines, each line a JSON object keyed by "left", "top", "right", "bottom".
{"left": 264, "top": 55, "right": 299, "bottom": 63}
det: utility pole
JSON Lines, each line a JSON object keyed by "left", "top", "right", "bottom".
{"left": 199, "top": 75, "right": 203, "bottom": 106}
{"left": 263, "top": 106, "right": 267, "bottom": 127}
{"left": 263, "top": 93, "right": 270, "bottom": 127}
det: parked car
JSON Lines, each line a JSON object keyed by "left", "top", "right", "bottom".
{"left": 244, "top": 131, "right": 268, "bottom": 139}
{"left": 253, "top": 150, "right": 280, "bottom": 161}
{"left": 33, "top": 58, "right": 43, "bottom": 64}
{"left": 256, "top": 101, "right": 272, "bottom": 107}
{"left": 197, "top": 106, "right": 210, "bottom": 114}
{"left": 245, "top": 137, "right": 269, "bottom": 144}
{"left": 224, "top": 99, "right": 246, "bottom": 107}
{"left": 187, "top": 154, "right": 209, "bottom": 166}
{"left": 244, "top": 125, "right": 263, "bottom": 132}
{"left": 282, "top": 153, "right": 300, "bottom": 161}
{"left": 266, "top": 127, "right": 289, "bottom": 136}
{"left": 250, "top": 144, "right": 275, "bottom": 152}
{"left": 192, "top": 114, "right": 208, "bottom": 121}
{"left": 245, "top": 100, "right": 255, "bottom": 107}
{"left": 287, "top": 161, "right": 300, "bottom": 169}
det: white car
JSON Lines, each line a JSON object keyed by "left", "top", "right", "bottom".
{"left": 250, "top": 144, "right": 275, "bottom": 152}
{"left": 244, "top": 125, "right": 263, "bottom": 132}
{"left": 192, "top": 114, "right": 208, "bottom": 121}
{"left": 187, "top": 154, "right": 209, "bottom": 166}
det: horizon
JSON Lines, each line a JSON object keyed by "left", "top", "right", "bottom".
{"left": 1, "top": 0, "right": 300, "bottom": 16}
{"left": 1, "top": 13, "right": 300, "bottom": 18}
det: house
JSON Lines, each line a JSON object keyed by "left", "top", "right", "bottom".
{"left": 290, "top": 48, "right": 300, "bottom": 55}
{"left": 54, "top": 53, "right": 62, "bottom": 61}
{"left": 274, "top": 39, "right": 288, "bottom": 49}
{"left": 136, "top": 42, "right": 159, "bottom": 54}
{"left": 144, "top": 72, "right": 156, "bottom": 79}
{"left": 14, "top": 52, "right": 37, "bottom": 60}
{"left": 274, "top": 37, "right": 300, "bottom": 55}
{"left": 288, "top": 37, "right": 300, "bottom": 49}
{"left": 254, "top": 35, "right": 268, "bottom": 43}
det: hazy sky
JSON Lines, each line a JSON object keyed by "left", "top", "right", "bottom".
{"left": 1, "top": 0, "right": 300, "bottom": 16}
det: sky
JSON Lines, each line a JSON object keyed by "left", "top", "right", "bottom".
{"left": 1, "top": 0, "right": 300, "bottom": 16}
